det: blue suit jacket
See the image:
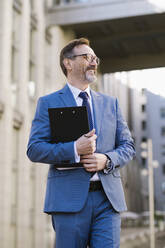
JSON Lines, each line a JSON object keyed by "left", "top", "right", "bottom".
{"left": 27, "top": 84, "right": 135, "bottom": 213}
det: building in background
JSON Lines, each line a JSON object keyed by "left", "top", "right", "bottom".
{"left": 1, "top": 0, "right": 159, "bottom": 247}
{"left": 0, "top": 1, "right": 75, "bottom": 248}
{"left": 102, "top": 70, "right": 165, "bottom": 212}
{"left": 146, "top": 90, "right": 165, "bottom": 211}
{"left": 130, "top": 83, "right": 149, "bottom": 211}
{"left": 100, "top": 73, "right": 143, "bottom": 213}
{"left": 127, "top": 69, "right": 165, "bottom": 212}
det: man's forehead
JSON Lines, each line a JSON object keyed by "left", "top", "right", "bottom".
{"left": 73, "top": 44, "right": 95, "bottom": 55}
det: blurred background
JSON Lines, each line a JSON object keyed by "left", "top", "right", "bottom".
{"left": 0, "top": 0, "right": 165, "bottom": 247}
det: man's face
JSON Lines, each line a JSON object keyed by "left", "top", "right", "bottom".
{"left": 70, "top": 44, "right": 99, "bottom": 84}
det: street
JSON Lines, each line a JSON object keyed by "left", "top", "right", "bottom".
{"left": 121, "top": 228, "right": 165, "bottom": 248}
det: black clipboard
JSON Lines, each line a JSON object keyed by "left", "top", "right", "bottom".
{"left": 48, "top": 106, "right": 90, "bottom": 143}
{"left": 48, "top": 106, "right": 90, "bottom": 168}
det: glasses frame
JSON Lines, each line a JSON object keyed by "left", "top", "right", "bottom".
{"left": 67, "top": 53, "right": 100, "bottom": 65}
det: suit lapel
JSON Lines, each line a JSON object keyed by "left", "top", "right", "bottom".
{"left": 58, "top": 84, "right": 77, "bottom": 107}
{"left": 90, "top": 90, "right": 103, "bottom": 136}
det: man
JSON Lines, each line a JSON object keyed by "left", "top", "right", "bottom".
{"left": 27, "top": 38, "right": 135, "bottom": 248}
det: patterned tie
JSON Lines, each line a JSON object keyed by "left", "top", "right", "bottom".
{"left": 79, "top": 91, "right": 93, "bottom": 131}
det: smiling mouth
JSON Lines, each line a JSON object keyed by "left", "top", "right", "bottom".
{"left": 87, "top": 69, "right": 96, "bottom": 74}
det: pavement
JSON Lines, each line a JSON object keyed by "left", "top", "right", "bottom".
{"left": 120, "top": 227, "right": 165, "bottom": 248}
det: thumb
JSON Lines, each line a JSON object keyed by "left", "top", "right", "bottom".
{"left": 84, "top": 128, "right": 95, "bottom": 137}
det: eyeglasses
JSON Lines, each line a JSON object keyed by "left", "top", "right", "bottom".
{"left": 67, "top": 53, "right": 100, "bottom": 65}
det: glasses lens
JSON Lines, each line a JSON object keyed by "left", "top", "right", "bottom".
{"left": 86, "top": 54, "right": 99, "bottom": 65}
{"left": 96, "top": 57, "right": 100, "bottom": 65}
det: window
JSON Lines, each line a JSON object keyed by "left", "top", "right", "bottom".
{"left": 161, "top": 127, "right": 165, "bottom": 136}
{"left": 141, "top": 88, "right": 146, "bottom": 95}
{"left": 162, "top": 164, "right": 165, "bottom": 175}
{"left": 160, "top": 108, "right": 165, "bottom": 118}
{"left": 142, "top": 137, "right": 147, "bottom": 142}
{"left": 141, "top": 158, "right": 146, "bottom": 167}
{"left": 142, "top": 120, "right": 147, "bottom": 130}
{"left": 162, "top": 144, "right": 165, "bottom": 156}
{"left": 162, "top": 182, "right": 165, "bottom": 194}
{"left": 141, "top": 104, "right": 146, "bottom": 112}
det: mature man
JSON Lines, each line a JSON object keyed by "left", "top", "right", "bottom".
{"left": 27, "top": 38, "right": 135, "bottom": 248}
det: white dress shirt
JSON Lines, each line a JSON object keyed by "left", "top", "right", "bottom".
{"left": 61, "top": 83, "right": 99, "bottom": 181}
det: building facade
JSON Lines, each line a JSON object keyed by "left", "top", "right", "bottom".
{"left": 129, "top": 69, "right": 165, "bottom": 212}
{"left": 0, "top": 1, "right": 74, "bottom": 248}
{"left": 146, "top": 90, "right": 165, "bottom": 211}
{"left": 0, "top": 1, "right": 148, "bottom": 248}
{"left": 100, "top": 73, "right": 143, "bottom": 213}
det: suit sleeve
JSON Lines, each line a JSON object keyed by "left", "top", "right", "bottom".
{"left": 27, "top": 97, "right": 76, "bottom": 164}
{"left": 105, "top": 98, "right": 136, "bottom": 172}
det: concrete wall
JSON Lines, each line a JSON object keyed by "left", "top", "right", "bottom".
{"left": 47, "top": 0, "right": 165, "bottom": 26}
{"left": 0, "top": 0, "right": 75, "bottom": 247}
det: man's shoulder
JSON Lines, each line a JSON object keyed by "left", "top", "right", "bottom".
{"left": 39, "top": 86, "right": 66, "bottom": 101}
{"left": 91, "top": 89, "right": 117, "bottom": 102}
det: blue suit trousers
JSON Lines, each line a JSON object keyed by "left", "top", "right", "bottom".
{"left": 52, "top": 189, "right": 121, "bottom": 248}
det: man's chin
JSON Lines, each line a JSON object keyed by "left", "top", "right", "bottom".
{"left": 85, "top": 75, "right": 97, "bottom": 83}
{"left": 85, "top": 70, "right": 97, "bottom": 83}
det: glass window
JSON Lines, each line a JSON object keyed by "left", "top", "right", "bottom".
{"left": 162, "top": 164, "right": 165, "bottom": 174}
{"left": 142, "top": 120, "right": 147, "bottom": 130}
{"left": 162, "top": 144, "right": 165, "bottom": 156}
{"left": 160, "top": 108, "right": 165, "bottom": 118}
{"left": 141, "top": 88, "right": 146, "bottom": 95}
{"left": 161, "top": 127, "right": 165, "bottom": 136}
{"left": 141, "top": 158, "right": 146, "bottom": 167}
{"left": 162, "top": 182, "right": 165, "bottom": 193}
{"left": 142, "top": 137, "right": 147, "bottom": 142}
{"left": 141, "top": 104, "right": 146, "bottom": 112}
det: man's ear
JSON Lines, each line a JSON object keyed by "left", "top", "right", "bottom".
{"left": 63, "top": 58, "right": 72, "bottom": 72}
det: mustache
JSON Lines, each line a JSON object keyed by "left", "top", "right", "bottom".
{"left": 86, "top": 65, "right": 96, "bottom": 71}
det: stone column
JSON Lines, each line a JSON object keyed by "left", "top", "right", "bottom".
{"left": 0, "top": 1, "right": 14, "bottom": 248}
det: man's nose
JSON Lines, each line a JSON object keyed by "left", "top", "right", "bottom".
{"left": 90, "top": 59, "right": 97, "bottom": 67}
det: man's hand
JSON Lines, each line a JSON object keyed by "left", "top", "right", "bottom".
{"left": 76, "top": 129, "right": 97, "bottom": 155}
{"left": 80, "top": 153, "right": 107, "bottom": 172}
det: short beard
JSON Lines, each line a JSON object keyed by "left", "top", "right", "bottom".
{"left": 85, "top": 73, "right": 97, "bottom": 83}
{"left": 85, "top": 68, "right": 97, "bottom": 83}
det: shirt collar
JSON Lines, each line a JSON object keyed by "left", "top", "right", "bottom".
{"left": 67, "top": 82, "right": 91, "bottom": 100}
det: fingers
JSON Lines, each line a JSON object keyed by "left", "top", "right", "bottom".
{"left": 76, "top": 129, "right": 97, "bottom": 155}
{"left": 83, "top": 163, "right": 96, "bottom": 171}
{"left": 81, "top": 154, "right": 95, "bottom": 160}
{"left": 82, "top": 153, "right": 108, "bottom": 172}
{"left": 84, "top": 128, "right": 95, "bottom": 138}
{"left": 81, "top": 154, "right": 97, "bottom": 171}
{"left": 89, "top": 134, "right": 97, "bottom": 141}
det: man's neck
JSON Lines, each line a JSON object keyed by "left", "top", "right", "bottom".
{"left": 67, "top": 79, "right": 89, "bottom": 91}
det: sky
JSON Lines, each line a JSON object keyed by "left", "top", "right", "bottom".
{"left": 128, "top": 68, "right": 165, "bottom": 97}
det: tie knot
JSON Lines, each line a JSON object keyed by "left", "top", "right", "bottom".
{"left": 79, "top": 91, "right": 89, "bottom": 100}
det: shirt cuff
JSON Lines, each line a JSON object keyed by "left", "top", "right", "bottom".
{"left": 74, "top": 141, "right": 80, "bottom": 163}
